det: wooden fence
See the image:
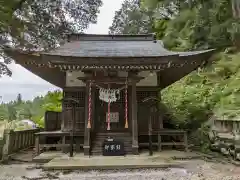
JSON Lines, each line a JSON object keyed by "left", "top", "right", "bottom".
{"left": 0, "top": 129, "right": 39, "bottom": 162}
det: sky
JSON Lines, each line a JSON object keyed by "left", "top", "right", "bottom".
{"left": 0, "top": 0, "right": 124, "bottom": 103}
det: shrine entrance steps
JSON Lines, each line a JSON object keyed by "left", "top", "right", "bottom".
{"left": 91, "top": 132, "right": 132, "bottom": 155}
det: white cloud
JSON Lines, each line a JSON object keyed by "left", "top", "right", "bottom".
{"left": 0, "top": 63, "right": 50, "bottom": 85}
{"left": 0, "top": 0, "right": 124, "bottom": 102}
{"left": 86, "top": 0, "right": 124, "bottom": 34}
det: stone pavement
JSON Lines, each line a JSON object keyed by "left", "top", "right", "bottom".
{"left": 41, "top": 150, "right": 202, "bottom": 170}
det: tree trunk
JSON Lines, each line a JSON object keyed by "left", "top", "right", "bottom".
{"left": 232, "top": 0, "right": 240, "bottom": 18}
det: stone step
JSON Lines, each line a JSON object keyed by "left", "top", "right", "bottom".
{"left": 96, "top": 132, "right": 131, "bottom": 135}
{"left": 91, "top": 149, "right": 133, "bottom": 153}
{"left": 92, "top": 141, "right": 132, "bottom": 144}
{"left": 94, "top": 137, "right": 132, "bottom": 139}
{"left": 91, "top": 146, "right": 132, "bottom": 151}
{"left": 92, "top": 140, "right": 132, "bottom": 144}
{"left": 91, "top": 151, "right": 133, "bottom": 155}
{"left": 94, "top": 135, "right": 131, "bottom": 139}
{"left": 95, "top": 135, "right": 132, "bottom": 137}
{"left": 94, "top": 135, "right": 132, "bottom": 139}
{"left": 91, "top": 144, "right": 133, "bottom": 149}
{"left": 91, "top": 144, "right": 132, "bottom": 148}
{"left": 91, "top": 150, "right": 133, "bottom": 156}
{"left": 93, "top": 139, "right": 132, "bottom": 143}
{"left": 92, "top": 144, "right": 132, "bottom": 148}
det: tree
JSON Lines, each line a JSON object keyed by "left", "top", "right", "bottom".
{"left": 0, "top": 0, "right": 103, "bottom": 77}
{"left": 0, "top": 104, "right": 9, "bottom": 120}
{"left": 16, "top": 93, "right": 23, "bottom": 104}
{"left": 7, "top": 104, "right": 17, "bottom": 121}
{"left": 109, "top": 0, "right": 153, "bottom": 34}
{"left": 109, "top": 0, "right": 240, "bottom": 147}
{"left": 141, "top": 0, "right": 240, "bottom": 50}
{"left": 42, "top": 90, "right": 62, "bottom": 112}
{"left": 0, "top": 90, "right": 63, "bottom": 126}
{"left": 232, "top": 0, "right": 240, "bottom": 18}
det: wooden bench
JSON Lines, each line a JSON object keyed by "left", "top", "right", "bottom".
{"left": 139, "top": 129, "right": 188, "bottom": 152}
{"left": 35, "top": 130, "right": 84, "bottom": 155}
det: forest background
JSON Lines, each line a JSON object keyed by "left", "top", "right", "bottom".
{"left": 1, "top": 0, "right": 240, "bottom": 149}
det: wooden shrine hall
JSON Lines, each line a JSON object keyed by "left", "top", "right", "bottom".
{"left": 4, "top": 34, "right": 215, "bottom": 156}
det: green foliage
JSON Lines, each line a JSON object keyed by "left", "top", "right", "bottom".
{"left": 0, "top": 0, "right": 103, "bottom": 77}
{"left": 109, "top": 0, "right": 240, "bottom": 125}
{"left": 0, "top": 90, "right": 63, "bottom": 128}
{"left": 109, "top": 0, "right": 153, "bottom": 34}
{"left": 162, "top": 52, "right": 240, "bottom": 128}
{"left": 143, "top": 0, "right": 240, "bottom": 50}
{"left": 110, "top": 0, "right": 240, "bottom": 150}
{"left": 41, "top": 91, "right": 62, "bottom": 112}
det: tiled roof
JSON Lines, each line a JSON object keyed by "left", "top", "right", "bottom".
{"left": 44, "top": 40, "right": 174, "bottom": 57}
{"left": 43, "top": 34, "right": 215, "bottom": 57}
{"left": 42, "top": 34, "right": 213, "bottom": 58}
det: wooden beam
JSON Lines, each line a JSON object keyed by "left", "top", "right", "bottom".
{"left": 78, "top": 76, "right": 144, "bottom": 84}
{"left": 45, "top": 54, "right": 180, "bottom": 65}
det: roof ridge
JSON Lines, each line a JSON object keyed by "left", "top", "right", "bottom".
{"left": 67, "top": 33, "right": 154, "bottom": 42}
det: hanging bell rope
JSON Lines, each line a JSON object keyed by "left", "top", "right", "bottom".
{"left": 107, "top": 99, "right": 111, "bottom": 130}
{"left": 125, "top": 78, "right": 128, "bottom": 129}
{"left": 87, "top": 81, "right": 92, "bottom": 129}
{"left": 107, "top": 84, "right": 111, "bottom": 131}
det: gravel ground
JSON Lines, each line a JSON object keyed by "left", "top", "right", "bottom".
{"left": 0, "top": 160, "right": 240, "bottom": 180}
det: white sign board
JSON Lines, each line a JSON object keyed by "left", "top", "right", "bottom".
{"left": 106, "top": 112, "right": 119, "bottom": 123}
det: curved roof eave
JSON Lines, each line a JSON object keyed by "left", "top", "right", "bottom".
{"left": 159, "top": 49, "right": 216, "bottom": 89}
{"left": 3, "top": 48, "right": 65, "bottom": 88}
{"left": 3, "top": 46, "right": 216, "bottom": 89}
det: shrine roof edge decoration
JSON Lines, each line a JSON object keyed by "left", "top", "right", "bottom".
{"left": 66, "top": 33, "right": 155, "bottom": 42}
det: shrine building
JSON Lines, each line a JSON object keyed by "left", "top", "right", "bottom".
{"left": 4, "top": 34, "right": 215, "bottom": 156}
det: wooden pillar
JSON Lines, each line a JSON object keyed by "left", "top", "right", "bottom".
{"left": 184, "top": 131, "right": 189, "bottom": 152}
{"left": 158, "top": 133, "right": 162, "bottom": 151}
{"left": 158, "top": 90, "right": 163, "bottom": 151}
{"left": 233, "top": 121, "right": 237, "bottom": 132}
{"left": 149, "top": 107, "right": 153, "bottom": 156}
{"left": 84, "top": 82, "right": 90, "bottom": 156}
{"left": 35, "top": 134, "right": 40, "bottom": 156}
{"left": 62, "top": 136, "right": 68, "bottom": 153}
{"left": 61, "top": 97, "right": 65, "bottom": 131}
{"left": 61, "top": 92, "right": 66, "bottom": 152}
{"left": 131, "top": 79, "right": 139, "bottom": 154}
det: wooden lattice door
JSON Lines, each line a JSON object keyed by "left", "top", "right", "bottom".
{"left": 62, "top": 90, "right": 85, "bottom": 132}
{"left": 137, "top": 90, "right": 159, "bottom": 135}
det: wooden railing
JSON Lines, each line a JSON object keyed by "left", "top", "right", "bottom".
{"left": 0, "top": 138, "right": 4, "bottom": 160}
{"left": 0, "top": 129, "right": 40, "bottom": 162}
{"left": 139, "top": 129, "right": 188, "bottom": 152}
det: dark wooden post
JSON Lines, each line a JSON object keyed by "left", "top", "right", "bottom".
{"left": 158, "top": 92, "right": 163, "bottom": 152}
{"left": 149, "top": 107, "right": 153, "bottom": 156}
{"left": 184, "top": 131, "right": 189, "bottom": 152}
{"left": 61, "top": 97, "right": 66, "bottom": 153}
{"left": 35, "top": 134, "right": 40, "bottom": 155}
{"left": 70, "top": 103, "right": 75, "bottom": 157}
{"left": 91, "top": 86, "right": 96, "bottom": 130}
{"left": 143, "top": 96, "right": 159, "bottom": 156}
{"left": 62, "top": 98, "right": 80, "bottom": 157}
{"left": 131, "top": 79, "right": 139, "bottom": 154}
{"left": 84, "top": 81, "right": 90, "bottom": 156}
